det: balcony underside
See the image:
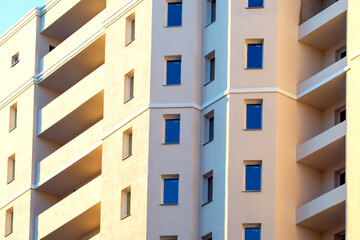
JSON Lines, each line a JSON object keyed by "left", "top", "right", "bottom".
{"left": 40, "top": 203, "right": 100, "bottom": 240}
{"left": 37, "top": 145, "right": 102, "bottom": 197}
{"left": 298, "top": 0, "right": 347, "bottom": 50}
{"left": 297, "top": 121, "right": 346, "bottom": 170}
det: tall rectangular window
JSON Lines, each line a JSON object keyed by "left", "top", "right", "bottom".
{"left": 246, "top": 40, "right": 264, "bottom": 69}
{"left": 335, "top": 168, "right": 345, "bottom": 187}
{"left": 205, "top": 51, "right": 215, "bottom": 84}
{"left": 202, "top": 171, "right": 213, "bottom": 204}
{"left": 209, "top": 0, "right": 216, "bottom": 23}
{"left": 336, "top": 46, "right": 346, "bottom": 62}
{"left": 335, "top": 106, "right": 346, "bottom": 124}
{"left": 123, "top": 128, "right": 133, "bottom": 159}
{"left": 5, "top": 207, "right": 13, "bottom": 236}
{"left": 124, "top": 71, "right": 134, "bottom": 102}
{"left": 162, "top": 176, "right": 179, "bottom": 205}
{"left": 248, "top": 0, "right": 264, "bottom": 8}
{"left": 121, "top": 187, "right": 131, "bottom": 219}
{"left": 167, "top": 1, "right": 182, "bottom": 26}
{"left": 244, "top": 226, "right": 261, "bottom": 240}
{"left": 9, "top": 103, "right": 17, "bottom": 132}
{"left": 165, "top": 56, "right": 181, "bottom": 85}
{"left": 204, "top": 110, "right": 214, "bottom": 143}
{"left": 244, "top": 161, "right": 262, "bottom": 191}
{"left": 126, "top": 13, "right": 135, "bottom": 45}
{"left": 164, "top": 115, "right": 180, "bottom": 144}
{"left": 7, "top": 154, "right": 15, "bottom": 184}
{"left": 245, "top": 100, "right": 263, "bottom": 130}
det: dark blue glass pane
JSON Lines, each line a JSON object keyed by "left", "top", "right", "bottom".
{"left": 247, "top": 44, "right": 263, "bottom": 69}
{"left": 165, "top": 119, "right": 180, "bottom": 143}
{"left": 246, "top": 104, "right": 262, "bottom": 129}
{"left": 164, "top": 179, "right": 179, "bottom": 204}
{"left": 246, "top": 165, "right": 261, "bottom": 191}
{"left": 245, "top": 228, "right": 261, "bottom": 240}
{"left": 166, "top": 60, "right": 181, "bottom": 85}
{"left": 168, "top": 3, "right": 182, "bottom": 26}
{"left": 248, "top": 0, "right": 264, "bottom": 8}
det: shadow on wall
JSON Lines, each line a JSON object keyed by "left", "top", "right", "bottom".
{"left": 299, "top": 0, "right": 339, "bottom": 24}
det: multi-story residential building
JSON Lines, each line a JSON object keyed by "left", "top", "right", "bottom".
{"left": 0, "top": 0, "right": 359, "bottom": 239}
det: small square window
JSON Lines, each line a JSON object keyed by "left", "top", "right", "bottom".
{"left": 121, "top": 186, "right": 131, "bottom": 219}
{"left": 126, "top": 13, "right": 135, "bottom": 45}
{"left": 244, "top": 161, "right": 262, "bottom": 191}
{"left": 160, "top": 236, "right": 178, "bottom": 240}
{"left": 204, "top": 110, "right": 214, "bottom": 144}
{"left": 202, "top": 171, "right": 213, "bottom": 204}
{"left": 165, "top": 56, "right": 181, "bottom": 85}
{"left": 336, "top": 46, "right": 346, "bottom": 62}
{"left": 123, "top": 128, "right": 133, "bottom": 159}
{"left": 335, "top": 231, "right": 345, "bottom": 240}
{"left": 167, "top": 1, "right": 182, "bottom": 27}
{"left": 245, "top": 39, "right": 264, "bottom": 69}
{"left": 7, "top": 154, "right": 15, "bottom": 184}
{"left": 245, "top": 100, "right": 263, "bottom": 130}
{"left": 248, "top": 0, "right": 264, "bottom": 8}
{"left": 334, "top": 168, "right": 345, "bottom": 188}
{"left": 5, "top": 207, "right": 13, "bottom": 236}
{"left": 163, "top": 115, "right": 180, "bottom": 144}
{"left": 9, "top": 103, "right": 17, "bottom": 132}
{"left": 243, "top": 224, "right": 261, "bottom": 240}
{"left": 335, "top": 106, "right": 346, "bottom": 124}
{"left": 202, "top": 232, "right": 212, "bottom": 240}
{"left": 11, "top": 52, "right": 19, "bottom": 67}
{"left": 124, "top": 70, "right": 134, "bottom": 102}
{"left": 162, "top": 175, "right": 179, "bottom": 205}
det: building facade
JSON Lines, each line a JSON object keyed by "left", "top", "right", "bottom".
{"left": 0, "top": 0, "right": 359, "bottom": 239}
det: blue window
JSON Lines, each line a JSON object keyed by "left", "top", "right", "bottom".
{"left": 163, "top": 179, "right": 179, "bottom": 204}
{"left": 248, "top": 0, "right": 264, "bottom": 8}
{"left": 245, "top": 228, "right": 261, "bottom": 240}
{"left": 166, "top": 60, "right": 181, "bottom": 85}
{"left": 209, "top": 0, "right": 216, "bottom": 23}
{"left": 246, "top": 104, "right": 262, "bottom": 129}
{"left": 165, "top": 119, "right": 180, "bottom": 143}
{"left": 168, "top": 2, "right": 182, "bottom": 26}
{"left": 247, "top": 43, "right": 263, "bottom": 69}
{"left": 245, "top": 165, "right": 262, "bottom": 191}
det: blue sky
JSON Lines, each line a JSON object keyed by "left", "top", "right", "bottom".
{"left": 0, "top": 0, "right": 48, "bottom": 36}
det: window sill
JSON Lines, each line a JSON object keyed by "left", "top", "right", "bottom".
{"left": 246, "top": 6, "right": 264, "bottom": 9}
{"left": 122, "top": 154, "right": 132, "bottom": 161}
{"left": 7, "top": 179, "right": 14, "bottom": 185}
{"left": 243, "top": 190, "right": 262, "bottom": 192}
{"left": 121, "top": 214, "right": 131, "bottom": 220}
{"left": 203, "top": 79, "right": 214, "bottom": 87}
{"left": 162, "top": 142, "right": 180, "bottom": 145}
{"left": 124, "top": 97, "right": 134, "bottom": 104}
{"left": 164, "top": 25, "right": 182, "bottom": 28}
{"left": 202, "top": 139, "right": 213, "bottom": 146}
{"left": 11, "top": 60, "right": 19, "bottom": 67}
{"left": 201, "top": 200, "right": 213, "bottom": 207}
{"left": 205, "top": 20, "right": 215, "bottom": 28}
{"left": 5, "top": 231, "right": 13, "bottom": 237}
{"left": 243, "top": 128, "right": 262, "bottom": 131}
{"left": 244, "top": 67, "right": 263, "bottom": 70}
{"left": 160, "top": 203, "right": 179, "bottom": 206}
{"left": 125, "top": 39, "right": 135, "bottom": 47}
{"left": 162, "top": 84, "right": 181, "bottom": 86}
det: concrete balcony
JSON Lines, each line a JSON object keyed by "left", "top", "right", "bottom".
{"left": 38, "top": 66, "right": 104, "bottom": 145}
{"left": 41, "top": 10, "right": 105, "bottom": 74}
{"left": 41, "top": 0, "right": 106, "bottom": 42}
{"left": 297, "top": 121, "right": 346, "bottom": 170}
{"left": 38, "top": 33, "right": 105, "bottom": 93}
{"left": 296, "top": 184, "right": 346, "bottom": 232}
{"left": 297, "top": 58, "right": 347, "bottom": 109}
{"left": 37, "top": 176, "right": 101, "bottom": 240}
{"left": 298, "top": 0, "right": 347, "bottom": 50}
{"left": 36, "top": 120, "right": 102, "bottom": 197}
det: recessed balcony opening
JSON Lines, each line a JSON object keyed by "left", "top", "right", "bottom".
{"left": 299, "top": 0, "right": 340, "bottom": 24}
{"left": 41, "top": 0, "right": 106, "bottom": 42}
